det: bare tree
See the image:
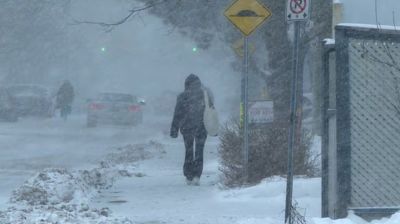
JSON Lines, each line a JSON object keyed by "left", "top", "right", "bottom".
{"left": 359, "top": 2, "right": 400, "bottom": 116}
{"left": 73, "top": 0, "right": 172, "bottom": 32}
{"left": 0, "top": 0, "right": 72, "bottom": 83}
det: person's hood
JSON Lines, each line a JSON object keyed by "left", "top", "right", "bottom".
{"left": 184, "top": 74, "right": 201, "bottom": 91}
{"left": 61, "top": 81, "right": 72, "bottom": 88}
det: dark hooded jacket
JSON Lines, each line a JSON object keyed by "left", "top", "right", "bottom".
{"left": 56, "top": 81, "right": 74, "bottom": 108}
{"left": 171, "top": 74, "right": 207, "bottom": 136}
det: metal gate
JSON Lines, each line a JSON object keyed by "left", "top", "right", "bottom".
{"left": 322, "top": 24, "right": 400, "bottom": 219}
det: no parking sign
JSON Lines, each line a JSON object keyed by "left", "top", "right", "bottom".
{"left": 287, "top": 0, "right": 310, "bottom": 21}
{"left": 285, "top": 0, "right": 310, "bottom": 223}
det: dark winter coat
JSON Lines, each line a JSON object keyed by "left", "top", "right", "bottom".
{"left": 170, "top": 74, "right": 212, "bottom": 137}
{"left": 56, "top": 81, "right": 74, "bottom": 108}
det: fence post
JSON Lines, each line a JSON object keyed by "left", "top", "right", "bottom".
{"left": 321, "top": 40, "right": 336, "bottom": 218}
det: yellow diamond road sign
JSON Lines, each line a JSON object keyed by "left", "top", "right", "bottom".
{"left": 224, "top": 0, "right": 272, "bottom": 36}
{"left": 232, "top": 38, "right": 256, "bottom": 57}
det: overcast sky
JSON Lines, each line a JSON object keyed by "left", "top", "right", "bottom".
{"left": 342, "top": 0, "right": 400, "bottom": 25}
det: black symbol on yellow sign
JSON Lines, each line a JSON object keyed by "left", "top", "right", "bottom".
{"left": 231, "top": 10, "right": 263, "bottom": 17}
{"left": 232, "top": 38, "right": 256, "bottom": 57}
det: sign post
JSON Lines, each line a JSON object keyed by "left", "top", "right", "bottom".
{"left": 285, "top": 0, "right": 310, "bottom": 223}
{"left": 243, "top": 36, "right": 250, "bottom": 178}
{"left": 224, "top": 0, "right": 272, "bottom": 181}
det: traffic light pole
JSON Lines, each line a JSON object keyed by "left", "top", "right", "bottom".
{"left": 285, "top": 21, "right": 301, "bottom": 224}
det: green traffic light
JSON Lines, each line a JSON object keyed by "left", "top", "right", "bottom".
{"left": 101, "top": 47, "right": 106, "bottom": 52}
{"left": 192, "top": 47, "right": 197, "bottom": 52}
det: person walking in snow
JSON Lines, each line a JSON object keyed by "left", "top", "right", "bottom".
{"left": 170, "top": 74, "right": 214, "bottom": 186}
{"left": 56, "top": 80, "right": 74, "bottom": 120}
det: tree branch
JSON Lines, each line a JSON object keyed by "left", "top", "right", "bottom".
{"left": 72, "top": 0, "right": 167, "bottom": 32}
{"left": 361, "top": 41, "right": 400, "bottom": 73}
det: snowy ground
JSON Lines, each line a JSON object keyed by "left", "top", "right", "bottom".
{"left": 91, "top": 136, "right": 320, "bottom": 224}
{"left": 0, "top": 114, "right": 163, "bottom": 209}
{"left": 0, "top": 114, "right": 399, "bottom": 223}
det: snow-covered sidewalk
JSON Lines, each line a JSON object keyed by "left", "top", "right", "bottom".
{"left": 89, "top": 136, "right": 400, "bottom": 224}
{"left": 91, "top": 137, "right": 320, "bottom": 224}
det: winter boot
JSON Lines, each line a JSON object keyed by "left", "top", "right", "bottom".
{"left": 192, "top": 177, "right": 200, "bottom": 186}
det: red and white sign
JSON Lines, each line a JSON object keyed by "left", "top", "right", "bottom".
{"left": 287, "top": 0, "right": 310, "bottom": 21}
{"left": 249, "top": 101, "right": 274, "bottom": 124}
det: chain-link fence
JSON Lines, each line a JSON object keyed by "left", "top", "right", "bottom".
{"left": 348, "top": 37, "right": 400, "bottom": 209}
{"left": 322, "top": 24, "right": 400, "bottom": 219}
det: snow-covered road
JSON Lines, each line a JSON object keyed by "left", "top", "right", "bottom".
{"left": 0, "top": 114, "right": 165, "bottom": 210}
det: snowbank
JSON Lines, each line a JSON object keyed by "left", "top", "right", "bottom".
{"left": 0, "top": 141, "right": 164, "bottom": 224}
{"left": 223, "top": 175, "right": 400, "bottom": 224}
{"left": 0, "top": 205, "right": 134, "bottom": 224}
{"left": 312, "top": 212, "right": 400, "bottom": 224}
{"left": 337, "top": 23, "right": 400, "bottom": 31}
{"left": 10, "top": 168, "right": 92, "bottom": 206}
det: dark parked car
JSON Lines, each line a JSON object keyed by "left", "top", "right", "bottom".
{"left": 6, "top": 85, "right": 55, "bottom": 117}
{"left": 0, "top": 88, "right": 18, "bottom": 122}
{"left": 87, "top": 92, "right": 143, "bottom": 127}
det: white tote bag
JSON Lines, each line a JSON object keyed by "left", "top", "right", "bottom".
{"left": 203, "top": 89, "right": 219, "bottom": 136}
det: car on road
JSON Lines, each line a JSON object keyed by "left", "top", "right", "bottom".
{"left": 6, "top": 85, "right": 55, "bottom": 118}
{"left": 87, "top": 92, "right": 143, "bottom": 127}
{"left": 0, "top": 88, "right": 18, "bottom": 122}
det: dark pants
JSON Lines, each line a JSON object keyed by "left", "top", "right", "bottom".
{"left": 182, "top": 130, "right": 207, "bottom": 181}
{"left": 60, "top": 105, "right": 71, "bottom": 120}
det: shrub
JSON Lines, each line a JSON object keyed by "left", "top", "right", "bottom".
{"left": 218, "top": 119, "right": 317, "bottom": 188}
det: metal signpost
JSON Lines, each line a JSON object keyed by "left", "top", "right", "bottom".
{"left": 224, "top": 0, "right": 271, "bottom": 181}
{"left": 285, "top": 0, "right": 310, "bottom": 224}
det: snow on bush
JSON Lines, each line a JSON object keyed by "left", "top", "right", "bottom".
{"left": 0, "top": 141, "right": 164, "bottom": 224}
